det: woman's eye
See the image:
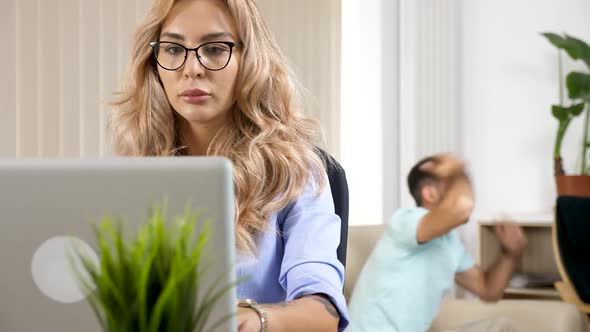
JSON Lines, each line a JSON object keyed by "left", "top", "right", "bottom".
{"left": 165, "top": 46, "right": 184, "bottom": 55}
{"left": 203, "top": 45, "right": 229, "bottom": 56}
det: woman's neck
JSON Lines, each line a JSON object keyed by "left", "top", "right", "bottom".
{"left": 179, "top": 119, "right": 225, "bottom": 156}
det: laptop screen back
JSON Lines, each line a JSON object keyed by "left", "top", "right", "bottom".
{"left": 0, "top": 157, "right": 236, "bottom": 332}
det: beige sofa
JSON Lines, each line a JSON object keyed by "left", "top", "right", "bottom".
{"left": 344, "top": 224, "right": 589, "bottom": 332}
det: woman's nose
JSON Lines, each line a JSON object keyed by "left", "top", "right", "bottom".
{"left": 183, "top": 50, "right": 205, "bottom": 78}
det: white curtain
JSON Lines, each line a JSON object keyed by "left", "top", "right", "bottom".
{"left": 399, "top": 0, "right": 461, "bottom": 208}
{"left": 0, "top": 0, "right": 341, "bottom": 158}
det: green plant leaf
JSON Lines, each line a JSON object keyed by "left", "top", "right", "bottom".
{"left": 138, "top": 240, "right": 157, "bottom": 331}
{"left": 570, "top": 102, "right": 587, "bottom": 116}
{"left": 542, "top": 33, "right": 590, "bottom": 68}
{"left": 70, "top": 201, "right": 240, "bottom": 332}
{"left": 148, "top": 274, "right": 178, "bottom": 332}
{"left": 552, "top": 105, "right": 570, "bottom": 121}
{"left": 542, "top": 33, "right": 570, "bottom": 50}
{"left": 564, "top": 34, "right": 590, "bottom": 68}
{"left": 552, "top": 103, "right": 586, "bottom": 120}
{"left": 566, "top": 72, "right": 590, "bottom": 102}
{"left": 66, "top": 244, "right": 107, "bottom": 329}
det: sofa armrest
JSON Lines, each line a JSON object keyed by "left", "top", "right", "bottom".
{"left": 429, "top": 299, "right": 588, "bottom": 332}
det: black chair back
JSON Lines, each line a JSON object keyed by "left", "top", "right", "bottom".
{"left": 317, "top": 149, "right": 349, "bottom": 268}
{"left": 555, "top": 195, "right": 590, "bottom": 303}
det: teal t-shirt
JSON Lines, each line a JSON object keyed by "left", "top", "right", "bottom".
{"left": 347, "top": 207, "right": 475, "bottom": 332}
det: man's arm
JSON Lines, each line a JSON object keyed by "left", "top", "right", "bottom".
{"left": 454, "top": 256, "right": 519, "bottom": 301}
{"left": 416, "top": 174, "right": 474, "bottom": 243}
{"left": 238, "top": 294, "right": 339, "bottom": 332}
{"left": 454, "top": 223, "right": 527, "bottom": 301}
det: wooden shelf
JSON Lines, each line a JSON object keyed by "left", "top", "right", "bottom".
{"left": 478, "top": 219, "right": 562, "bottom": 301}
{"left": 505, "top": 287, "right": 560, "bottom": 298}
{"left": 477, "top": 213, "right": 553, "bottom": 226}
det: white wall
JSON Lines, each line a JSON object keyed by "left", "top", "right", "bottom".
{"left": 460, "top": 0, "right": 590, "bottom": 254}
{"left": 381, "top": 0, "right": 400, "bottom": 225}
{"left": 341, "top": 0, "right": 383, "bottom": 226}
{"left": 462, "top": 0, "right": 590, "bottom": 218}
{"left": 341, "top": 0, "right": 400, "bottom": 225}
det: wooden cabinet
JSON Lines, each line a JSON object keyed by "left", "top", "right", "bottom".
{"left": 478, "top": 216, "right": 561, "bottom": 300}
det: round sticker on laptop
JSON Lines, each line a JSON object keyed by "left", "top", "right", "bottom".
{"left": 31, "top": 236, "right": 99, "bottom": 303}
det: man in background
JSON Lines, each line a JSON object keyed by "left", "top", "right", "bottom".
{"left": 348, "top": 154, "right": 527, "bottom": 332}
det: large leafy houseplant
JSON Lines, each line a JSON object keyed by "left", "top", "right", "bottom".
{"left": 542, "top": 32, "right": 590, "bottom": 196}
{"left": 69, "top": 205, "right": 238, "bottom": 332}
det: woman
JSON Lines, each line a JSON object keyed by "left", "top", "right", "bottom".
{"left": 110, "top": 0, "right": 348, "bottom": 331}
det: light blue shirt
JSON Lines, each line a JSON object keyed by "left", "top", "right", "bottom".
{"left": 236, "top": 178, "right": 349, "bottom": 331}
{"left": 347, "top": 207, "right": 474, "bottom": 332}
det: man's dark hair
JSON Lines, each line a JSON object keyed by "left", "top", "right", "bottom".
{"left": 407, "top": 156, "right": 438, "bottom": 206}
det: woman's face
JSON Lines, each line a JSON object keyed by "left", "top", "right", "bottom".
{"left": 156, "top": 0, "right": 240, "bottom": 127}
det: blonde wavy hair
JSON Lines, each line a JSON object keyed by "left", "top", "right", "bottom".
{"left": 110, "top": 0, "right": 327, "bottom": 254}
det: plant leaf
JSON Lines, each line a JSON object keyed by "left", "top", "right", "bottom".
{"left": 542, "top": 33, "right": 590, "bottom": 68}
{"left": 148, "top": 275, "right": 178, "bottom": 332}
{"left": 552, "top": 105, "right": 570, "bottom": 121}
{"left": 552, "top": 103, "right": 585, "bottom": 120}
{"left": 570, "top": 103, "right": 587, "bottom": 117}
{"left": 138, "top": 237, "right": 157, "bottom": 331}
{"left": 564, "top": 34, "right": 590, "bottom": 68}
{"left": 69, "top": 201, "right": 238, "bottom": 332}
{"left": 566, "top": 72, "right": 590, "bottom": 102}
{"left": 542, "top": 33, "right": 570, "bottom": 50}
{"left": 193, "top": 277, "right": 244, "bottom": 332}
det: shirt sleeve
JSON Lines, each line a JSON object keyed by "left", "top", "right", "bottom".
{"left": 278, "top": 176, "right": 349, "bottom": 331}
{"left": 387, "top": 207, "right": 429, "bottom": 251}
{"left": 450, "top": 230, "right": 475, "bottom": 272}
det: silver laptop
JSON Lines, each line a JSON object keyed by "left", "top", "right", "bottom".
{"left": 0, "top": 157, "right": 236, "bottom": 331}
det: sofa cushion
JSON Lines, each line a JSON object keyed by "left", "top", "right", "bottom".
{"left": 429, "top": 299, "right": 589, "bottom": 332}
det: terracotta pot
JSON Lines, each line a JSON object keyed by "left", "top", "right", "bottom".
{"left": 555, "top": 175, "right": 590, "bottom": 197}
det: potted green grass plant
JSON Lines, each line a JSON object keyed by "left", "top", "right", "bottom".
{"left": 69, "top": 204, "right": 238, "bottom": 332}
{"left": 542, "top": 32, "right": 590, "bottom": 196}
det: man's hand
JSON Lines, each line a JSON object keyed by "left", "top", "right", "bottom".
{"left": 495, "top": 223, "right": 527, "bottom": 258}
{"left": 457, "top": 223, "right": 528, "bottom": 301}
{"left": 420, "top": 153, "right": 466, "bottom": 179}
{"left": 415, "top": 154, "right": 475, "bottom": 243}
{"left": 237, "top": 306, "right": 261, "bottom": 332}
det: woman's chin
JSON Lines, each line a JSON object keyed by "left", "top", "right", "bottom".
{"left": 175, "top": 106, "right": 230, "bottom": 126}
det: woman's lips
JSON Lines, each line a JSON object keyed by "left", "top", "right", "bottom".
{"left": 180, "top": 88, "right": 211, "bottom": 104}
{"left": 180, "top": 95, "right": 210, "bottom": 104}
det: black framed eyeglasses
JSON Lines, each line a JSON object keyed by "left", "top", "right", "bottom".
{"left": 149, "top": 41, "right": 236, "bottom": 71}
